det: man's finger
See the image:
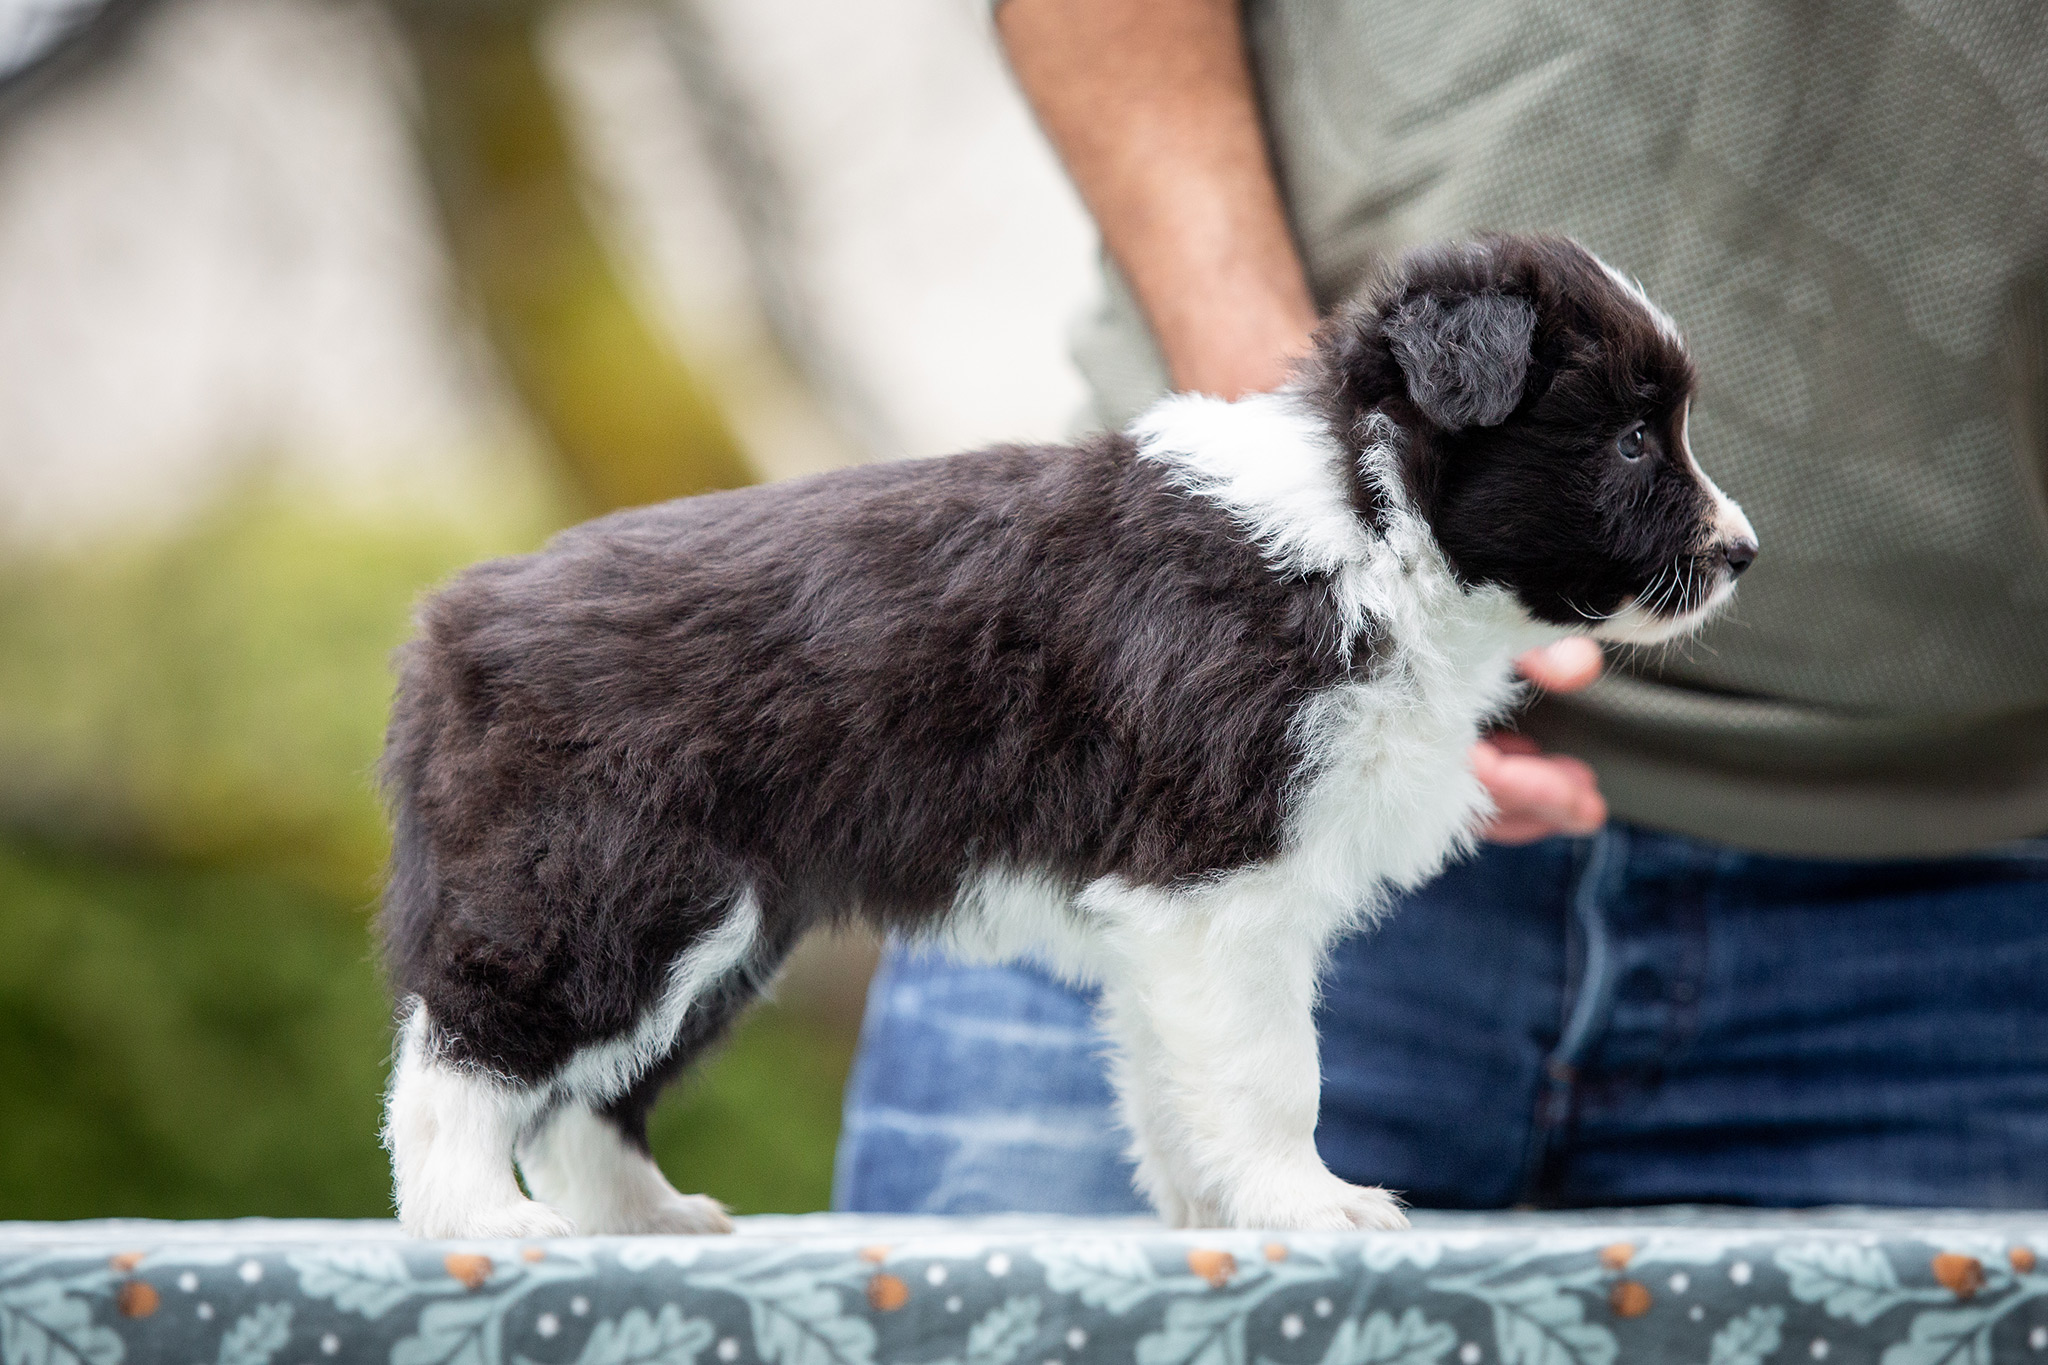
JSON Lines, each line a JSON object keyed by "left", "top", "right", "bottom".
{"left": 1514, "top": 637, "right": 1604, "bottom": 692}
{"left": 1472, "top": 742, "right": 1607, "bottom": 837}
{"left": 1484, "top": 813, "right": 1572, "bottom": 845}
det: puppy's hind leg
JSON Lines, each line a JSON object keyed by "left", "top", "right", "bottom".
{"left": 385, "top": 1008, "right": 572, "bottom": 1239}
{"left": 517, "top": 893, "right": 775, "bottom": 1234}
{"left": 517, "top": 1103, "right": 731, "bottom": 1235}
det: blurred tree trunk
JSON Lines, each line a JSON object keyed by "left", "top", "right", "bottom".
{"left": 387, "top": 0, "right": 754, "bottom": 512}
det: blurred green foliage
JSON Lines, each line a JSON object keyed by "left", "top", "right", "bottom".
{"left": 0, "top": 494, "right": 529, "bottom": 894}
{"left": 0, "top": 0, "right": 848, "bottom": 1222}
{"left": 0, "top": 488, "right": 853, "bottom": 1220}
{"left": 0, "top": 836, "right": 396, "bottom": 1218}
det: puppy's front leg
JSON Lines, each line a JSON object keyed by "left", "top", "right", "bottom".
{"left": 1095, "top": 896, "right": 1406, "bottom": 1231}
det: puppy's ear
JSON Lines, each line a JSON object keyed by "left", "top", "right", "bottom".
{"left": 1382, "top": 291, "right": 1536, "bottom": 430}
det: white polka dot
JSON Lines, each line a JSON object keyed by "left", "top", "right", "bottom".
{"left": 176, "top": 1272, "right": 198, "bottom": 1293}
{"left": 1281, "top": 1315, "right": 1303, "bottom": 1340}
{"left": 946, "top": 1296, "right": 962, "bottom": 1314}
{"left": 1729, "top": 1261, "right": 1752, "bottom": 1285}
{"left": 717, "top": 1338, "right": 740, "bottom": 1362}
{"left": 1313, "top": 1298, "right": 1333, "bottom": 1318}
{"left": 570, "top": 1297, "right": 590, "bottom": 1316}
{"left": 1810, "top": 1340, "right": 1829, "bottom": 1360}
{"left": 320, "top": 1334, "right": 340, "bottom": 1357}
{"left": 1690, "top": 1306, "right": 1705, "bottom": 1322}
{"left": 1667, "top": 1273, "right": 1689, "bottom": 1293}
{"left": 238, "top": 1261, "right": 263, "bottom": 1284}
{"left": 196, "top": 1303, "right": 214, "bottom": 1321}
{"left": 1066, "top": 1329, "right": 1087, "bottom": 1350}
{"left": 986, "top": 1253, "right": 1011, "bottom": 1276}
{"left": 2032, "top": 1326, "right": 2048, "bottom": 1351}
{"left": 925, "top": 1264, "right": 947, "bottom": 1286}
{"left": 537, "top": 1314, "right": 560, "bottom": 1339}
{"left": 1460, "top": 1344, "right": 1483, "bottom": 1365}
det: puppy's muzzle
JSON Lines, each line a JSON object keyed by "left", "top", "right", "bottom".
{"left": 1703, "top": 479, "right": 1759, "bottom": 583}
{"left": 1718, "top": 536, "right": 1758, "bottom": 579}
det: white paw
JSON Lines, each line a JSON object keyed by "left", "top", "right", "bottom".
{"left": 1151, "top": 1189, "right": 1195, "bottom": 1229}
{"left": 1332, "top": 1183, "right": 1410, "bottom": 1231}
{"left": 404, "top": 1198, "right": 576, "bottom": 1241}
{"left": 614, "top": 1194, "right": 734, "bottom": 1236}
{"left": 553, "top": 1191, "right": 733, "bottom": 1236}
{"left": 1228, "top": 1175, "right": 1411, "bottom": 1231}
{"left": 1134, "top": 1158, "right": 1195, "bottom": 1228}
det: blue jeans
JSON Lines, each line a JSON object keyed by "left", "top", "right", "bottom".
{"left": 834, "top": 824, "right": 2048, "bottom": 1213}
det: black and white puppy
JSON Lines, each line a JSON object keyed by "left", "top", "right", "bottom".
{"left": 379, "top": 235, "right": 1756, "bottom": 1238}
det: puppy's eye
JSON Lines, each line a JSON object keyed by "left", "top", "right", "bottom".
{"left": 1616, "top": 423, "right": 1647, "bottom": 460}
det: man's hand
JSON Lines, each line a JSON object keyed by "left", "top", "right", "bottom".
{"left": 1472, "top": 638, "right": 1606, "bottom": 844}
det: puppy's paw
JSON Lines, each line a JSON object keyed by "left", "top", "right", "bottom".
{"left": 407, "top": 1198, "right": 576, "bottom": 1241}
{"left": 1332, "top": 1182, "right": 1409, "bottom": 1231}
{"left": 1232, "top": 1175, "right": 1410, "bottom": 1231}
{"left": 629, "top": 1194, "right": 734, "bottom": 1236}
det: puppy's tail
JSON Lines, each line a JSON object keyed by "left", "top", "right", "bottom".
{"left": 377, "top": 790, "right": 441, "bottom": 990}
{"left": 374, "top": 639, "right": 448, "bottom": 1007}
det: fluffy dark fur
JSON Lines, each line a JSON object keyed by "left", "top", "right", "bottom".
{"left": 378, "top": 235, "right": 1750, "bottom": 1223}
{"left": 382, "top": 441, "right": 1352, "bottom": 1094}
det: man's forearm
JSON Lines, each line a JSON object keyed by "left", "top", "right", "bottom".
{"left": 997, "top": 0, "right": 1318, "bottom": 398}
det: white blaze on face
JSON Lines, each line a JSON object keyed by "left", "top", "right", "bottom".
{"left": 1591, "top": 401, "right": 1757, "bottom": 645}
{"left": 1675, "top": 401, "right": 1756, "bottom": 550}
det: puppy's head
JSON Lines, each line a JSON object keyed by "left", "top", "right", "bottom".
{"left": 1310, "top": 234, "right": 1756, "bottom": 643}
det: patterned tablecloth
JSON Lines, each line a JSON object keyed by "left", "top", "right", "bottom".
{"left": 3, "top": 1209, "right": 2046, "bottom": 1365}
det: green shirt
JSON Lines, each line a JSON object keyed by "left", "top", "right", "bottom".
{"left": 1073, "top": 0, "right": 2048, "bottom": 856}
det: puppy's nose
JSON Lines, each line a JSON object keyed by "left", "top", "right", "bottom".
{"left": 1722, "top": 538, "right": 1758, "bottom": 578}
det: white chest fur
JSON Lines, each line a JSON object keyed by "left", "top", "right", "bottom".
{"left": 945, "top": 391, "right": 1558, "bottom": 981}
{"left": 1130, "top": 391, "right": 1552, "bottom": 908}
{"left": 1040, "top": 392, "right": 1561, "bottom": 1231}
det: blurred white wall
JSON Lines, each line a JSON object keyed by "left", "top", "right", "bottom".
{"left": 648, "top": 0, "right": 1099, "bottom": 461}
{"left": 0, "top": 0, "right": 538, "bottom": 547}
{"left": 0, "top": 0, "right": 1101, "bottom": 549}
